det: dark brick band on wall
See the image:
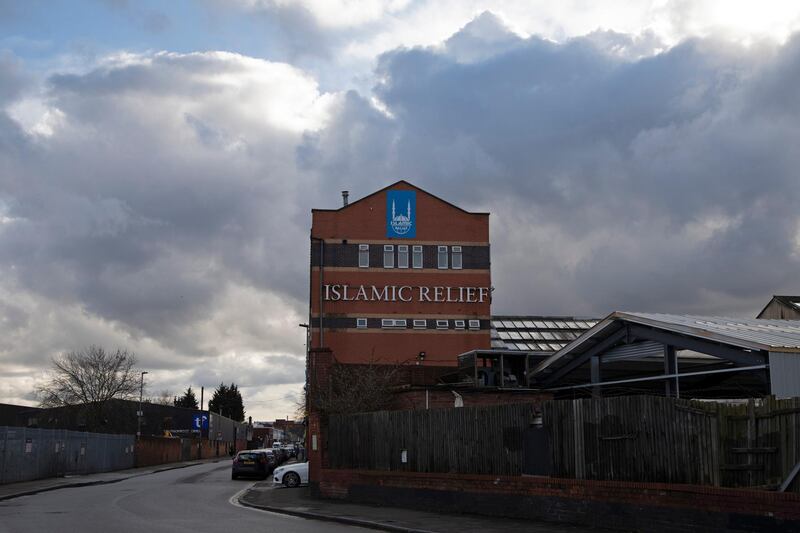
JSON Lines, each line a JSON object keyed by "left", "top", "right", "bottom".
{"left": 310, "top": 317, "right": 490, "bottom": 330}
{"left": 315, "top": 469, "right": 800, "bottom": 533}
{"left": 311, "top": 243, "right": 490, "bottom": 270}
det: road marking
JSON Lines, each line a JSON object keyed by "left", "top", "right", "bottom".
{"left": 228, "top": 485, "right": 302, "bottom": 520}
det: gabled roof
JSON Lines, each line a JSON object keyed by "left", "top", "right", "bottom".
{"left": 757, "top": 295, "right": 800, "bottom": 317}
{"left": 311, "top": 180, "right": 489, "bottom": 215}
{"left": 534, "top": 311, "right": 800, "bottom": 378}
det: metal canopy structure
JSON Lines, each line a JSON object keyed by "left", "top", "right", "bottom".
{"left": 530, "top": 312, "right": 800, "bottom": 398}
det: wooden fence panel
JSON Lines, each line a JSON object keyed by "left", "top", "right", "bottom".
{"left": 328, "top": 403, "right": 537, "bottom": 475}
{"left": 542, "top": 395, "right": 800, "bottom": 492}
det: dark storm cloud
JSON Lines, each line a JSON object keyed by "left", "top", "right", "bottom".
{"left": 301, "top": 18, "right": 800, "bottom": 317}
{"left": 0, "top": 52, "right": 314, "bottom": 361}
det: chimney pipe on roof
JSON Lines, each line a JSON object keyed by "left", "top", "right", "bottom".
{"left": 342, "top": 190, "right": 349, "bottom": 207}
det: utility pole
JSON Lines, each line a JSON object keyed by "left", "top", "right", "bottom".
{"left": 137, "top": 371, "right": 148, "bottom": 439}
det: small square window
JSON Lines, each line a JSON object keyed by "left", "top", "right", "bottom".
{"left": 454, "top": 320, "right": 465, "bottom": 329}
{"left": 451, "top": 246, "right": 462, "bottom": 269}
{"left": 468, "top": 320, "right": 480, "bottom": 330}
{"left": 436, "top": 319, "right": 449, "bottom": 329}
{"left": 356, "top": 318, "right": 367, "bottom": 329}
{"left": 437, "top": 246, "right": 448, "bottom": 269}
{"left": 358, "top": 244, "right": 369, "bottom": 268}
{"left": 412, "top": 245, "right": 423, "bottom": 268}
{"left": 397, "top": 245, "right": 408, "bottom": 268}
{"left": 413, "top": 319, "right": 427, "bottom": 329}
{"left": 383, "top": 245, "right": 394, "bottom": 268}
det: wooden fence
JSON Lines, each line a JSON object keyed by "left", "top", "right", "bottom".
{"left": 327, "top": 403, "right": 537, "bottom": 475}
{"left": 327, "top": 395, "right": 800, "bottom": 492}
{"left": 543, "top": 395, "right": 800, "bottom": 491}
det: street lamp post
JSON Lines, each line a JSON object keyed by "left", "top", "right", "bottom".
{"left": 137, "top": 371, "right": 148, "bottom": 439}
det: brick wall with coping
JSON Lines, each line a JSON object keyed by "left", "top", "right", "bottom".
{"left": 313, "top": 469, "right": 800, "bottom": 532}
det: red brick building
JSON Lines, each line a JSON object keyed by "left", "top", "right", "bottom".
{"left": 309, "top": 180, "right": 491, "bottom": 366}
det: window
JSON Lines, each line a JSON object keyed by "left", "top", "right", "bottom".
{"left": 468, "top": 320, "right": 480, "bottom": 330}
{"left": 397, "top": 245, "right": 408, "bottom": 268}
{"left": 383, "top": 245, "right": 394, "bottom": 268}
{"left": 412, "top": 245, "right": 423, "bottom": 268}
{"left": 413, "top": 319, "right": 427, "bottom": 329}
{"left": 358, "top": 244, "right": 369, "bottom": 268}
{"left": 382, "top": 318, "right": 407, "bottom": 329}
{"left": 454, "top": 320, "right": 465, "bottom": 329}
{"left": 437, "top": 246, "right": 448, "bottom": 269}
{"left": 436, "top": 319, "right": 449, "bottom": 329}
{"left": 356, "top": 318, "right": 367, "bottom": 329}
{"left": 451, "top": 246, "right": 462, "bottom": 269}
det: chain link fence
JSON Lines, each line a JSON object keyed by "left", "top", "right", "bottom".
{"left": 0, "top": 426, "right": 135, "bottom": 484}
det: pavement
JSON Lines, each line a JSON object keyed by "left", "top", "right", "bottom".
{"left": 240, "top": 479, "right": 599, "bottom": 533}
{"left": 0, "top": 457, "right": 223, "bottom": 501}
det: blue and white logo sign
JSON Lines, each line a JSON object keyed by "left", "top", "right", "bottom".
{"left": 386, "top": 190, "right": 416, "bottom": 238}
{"left": 193, "top": 412, "right": 209, "bottom": 431}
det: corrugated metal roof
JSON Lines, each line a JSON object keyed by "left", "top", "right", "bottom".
{"left": 533, "top": 311, "right": 800, "bottom": 378}
{"left": 618, "top": 312, "right": 800, "bottom": 351}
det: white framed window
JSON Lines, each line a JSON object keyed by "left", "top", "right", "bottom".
{"left": 454, "top": 320, "right": 465, "bottom": 329}
{"left": 412, "top": 245, "right": 423, "bottom": 269}
{"left": 413, "top": 319, "right": 427, "bottom": 329}
{"left": 358, "top": 244, "right": 369, "bottom": 268}
{"left": 451, "top": 246, "right": 462, "bottom": 269}
{"left": 397, "top": 245, "right": 409, "bottom": 268}
{"left": 436, "top": 319, "right": 449, "bottom": 329}
{"left": 356, "top": 318, "right": 368, "bottom": 329}
{"left": 383, "top": 245, "right": 394, "bottom": 268}
{"left": 468, "top": 320, "right": 480, "bottom": 330}
{"left": 437, "top": 246, "right": 448, "bottom": 269}
{"left": 381, "top": 318, "right": 407, "bottom": 329}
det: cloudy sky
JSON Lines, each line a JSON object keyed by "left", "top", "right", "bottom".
{"left": 2, "top": 1, "right": 800, "bottom": 420}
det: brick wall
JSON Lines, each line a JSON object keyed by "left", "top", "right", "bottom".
{"left": 314, "top": 469, "right": 800, "bottom": 532}
{"left": 389, "top": 388, "right": 551, "bottom": 410}
{"left": 135, "top": 436, "right": 182, "bottom": 467}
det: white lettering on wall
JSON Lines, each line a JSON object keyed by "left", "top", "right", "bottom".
{"left": 323, "top": 284, "right": 490, "bottom": 304}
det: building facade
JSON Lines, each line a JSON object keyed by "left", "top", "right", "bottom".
{"left": 309, "top": 181, "right": 491, "bottom": 366}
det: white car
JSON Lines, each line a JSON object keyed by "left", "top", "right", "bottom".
{"left": 273, "top": 462, "right": 308, "bottom": 488}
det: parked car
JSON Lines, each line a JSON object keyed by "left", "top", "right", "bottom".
{"left": 273, "top": 462, "right": 308, "bottom": 488}
{"left": 231, "top": 450, "right": 270, "bottom": 480}
{"left": 256, "top": 449, "right": 278, "bottom": 470}
{"left": 282, "top": 444, "right": 296, "bottom": 458}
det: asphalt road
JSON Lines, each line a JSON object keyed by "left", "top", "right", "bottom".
{"left": 0, "top": 461, "right": 364, "bottom": 533}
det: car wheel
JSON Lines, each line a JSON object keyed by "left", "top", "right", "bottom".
{"left": 231, "top": 473, "right": 237, "bottom": 480}
{"left": 283, "top": 471, "right": 300, "bottom": 488}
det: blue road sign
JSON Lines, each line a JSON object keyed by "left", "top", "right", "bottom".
{"left": 192, "top": 412, "right": 209, "bottom": 431}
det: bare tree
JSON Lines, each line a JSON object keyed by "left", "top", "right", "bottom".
{"left": 147, "top": 390, "right": 174, "bottom": 406}
{"left": 36, "top": 346, "right": 139, "bottom": 426}
{"left": 310, "top": 361, "right": 402, "bottom": 415}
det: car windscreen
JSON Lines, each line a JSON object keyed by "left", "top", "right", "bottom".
{"left": 237, "top": 453, "right": 261, "bottom": 461}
